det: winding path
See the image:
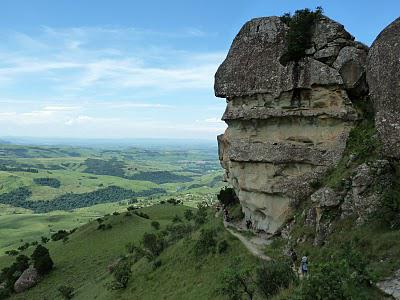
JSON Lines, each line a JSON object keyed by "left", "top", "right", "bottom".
{"left": 224, "top": 221, "right": 271, "bottom": 261}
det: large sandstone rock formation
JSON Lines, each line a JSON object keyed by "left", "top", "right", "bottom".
{"left": 215, "top": 16, "right": 368, "bottom": 233}
{"left": 367, "top": 17, "right": 400, "bottom": 159}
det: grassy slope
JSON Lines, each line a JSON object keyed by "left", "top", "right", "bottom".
{"left": 1, "top": 204, "right": 257, "bottom": 300}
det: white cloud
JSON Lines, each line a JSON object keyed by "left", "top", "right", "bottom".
{"left": 204, "top": 117, "right": 224, "bottom": 123}
{"left": 108, "top": 102, "right": 173, "bottom": 109}
{"left": 43, "top": 105, "right": 81, "bottom": 111}
{"left": 0, "top": 26, "right": 227, "bottom": 139}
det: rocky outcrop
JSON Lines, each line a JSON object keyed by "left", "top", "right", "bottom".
{"left": 298, "top": 159, "right": 392, "bottom": 246}
{"left": 377, "top": 269, "right": 400, "bottom": 300}
{"left": 367, "top": 17, "right": 400, "bottom": 159}
{"left": 215, "top": 15, "right": 368, "bottom": 233}
{"left": 341, "top": 160, "right": 392, "bottom": 224}
{"left": 14, "top": 267, "right": 40, "bottom": 293}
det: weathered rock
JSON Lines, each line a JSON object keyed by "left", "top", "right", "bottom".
{"left": 214, "top": 17, "right": 290, "bottom": 99}
{"left": 312, "top": 16, "right": 354, "bottom": 50}
{"left": 340, "top": 160, "right": 392, "bottom": 224}
{"left": 305, "top": 207, "right": 317, "bottom": 227}
{"left": 377, "top": 269, "right": 400, "bottom": 300}
{"left": 311, "top": 187, "right": 341, "bottom": 207}
{"left": 333, "top": 46, "right": 368, "bottom": 97}
{"left": 215, "top": 15, "right": 367, "bottom": 233}
{"left": 367, "top": 17, "right": 400, "bottom": 159}
{"left": 314, "top": 45, "right": 342, "bottom": 65}
{"left": 14, "top": 267, "right": 39, "bottom": 293}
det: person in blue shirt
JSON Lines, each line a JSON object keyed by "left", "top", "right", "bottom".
{"left": 301, "top": 256, "right": 308, "bottom": 277}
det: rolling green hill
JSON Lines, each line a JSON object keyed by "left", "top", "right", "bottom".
{"left": 0, "top": 143, "right": 225, "bottom": 254}
{"left": 0, "top": 204, "right": 259, "bottom": 300}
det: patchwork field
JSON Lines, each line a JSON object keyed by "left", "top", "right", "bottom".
{"left": 0, "top": 142, "right": 224, "bottom": 252}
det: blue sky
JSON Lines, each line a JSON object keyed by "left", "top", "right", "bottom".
{"left": 0, "top": 0, "right": 398, "bottom": 140}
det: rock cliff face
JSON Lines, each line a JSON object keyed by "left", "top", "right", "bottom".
{"left": 215, "top": 16, "right": 368, "bottom": 233}
{"left": 367, "top": 17, "right": 400, "bottom": 159}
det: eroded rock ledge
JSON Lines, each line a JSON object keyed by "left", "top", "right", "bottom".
{"left": 215, "top": 15, "right": 368, "bottom": 233}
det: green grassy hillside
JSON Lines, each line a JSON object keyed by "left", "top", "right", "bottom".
{"left": 0, "top": 204, "right": 259, "bottom": 300}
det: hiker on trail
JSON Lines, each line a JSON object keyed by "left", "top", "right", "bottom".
{"left": 223, "top": 208, "right": 229, "bottom": 222}
{"left": 246, "top": 219, "right": 252, "bottom": 230}
{"left": 300, "top": 255, "right": 308, "bottom": 277}
{"left": 289, "top": 248, "right": 298, "bottom": 269}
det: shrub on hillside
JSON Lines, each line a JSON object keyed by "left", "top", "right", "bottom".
{"left": 151, "top": 221, "right": 160, "bottom": 230}
{"left": 166, "top": 223, "right": 193, "bottom": 242}
{"left": 255, "top": 259, "right": 297, "bottom": 298}
{"left": 217, "top": 257, "right": 256, "bottom": 300}
{"left": 5, "top": 250, "right": 19, "bottom": 256}
{"left": 51, "top": 230, "right": 69, "bottom": 241}
{"left": 0, "top": 254, "right": 30, "bottom": 293}
{"left": 293, "top": 243, "right": 372, "bottom": 299}
{"left": 41, "top": 236, "right": 50, "bottom": 244}
{"left": 142, "top": 233, "right": 165, "bottom": 258}
{"left": 152, "top": 259, "right": 162, "bottom": 270}
{"left": 194, "top": 228, "right": 217, "bottom": 256}
{"left": 166, "top": 198, "right": 181, "bottom": 205}
{"left": 134, "top": 211, "right": 150, "bottom": 219}
{"left": 58, "top": 285, "right": 74, "bottom": 299}
{"left": 113, "top": 259, "right": 132, "bottom": 289}
{"left": 379, "top": 188, "right": 400, "bottom": 229}
{"left": 194, "top": 202, "right": 208, "bottom": 226}
{"left": 218, "top": 240, "right": 229, "bottom": 254}
{"left": 17, "top": 242, "right": 30, "bottom": 251}
{"left": 172, "top": 214, "right": 182, "bottom": 223}
{"left": 127, "top": 206, "right": 137, "bottom": 211}
{"left": 31, "top": 245, "right": 53, "bottom": 275}
{"left": 184, "top": 209, "right": 194, "bottom": 221}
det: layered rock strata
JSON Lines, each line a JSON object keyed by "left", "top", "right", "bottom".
{"left": 215, "top": 16, "right": 368, "bottom": 233}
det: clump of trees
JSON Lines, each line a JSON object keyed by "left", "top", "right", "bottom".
{"left": 194, "top": 229, "right": 217, "bottom": 256}
{"left": 58, "top": 285, "right": 74, "bottom": 299}
{"left": 0, "top": 185, "right": 165, "bottom": 213}
{"left": 134, "top": 211, "right": 150, "bottom": 219}
{"left": 33, "top": 177, "right": 61, "bottom": 188}
{"left": 31, "top": 245, "right": 54, "bottom": 275}
{"left": 0, "top": 254, "right": 30, "bottom": 296}
{"left": 51, "top": 230, "right": 70, "bottom": 241}
{"left": 112, "top": 259, "right": 132, "bottom": 289}
{"left": 151, "top": 221, "right": 160, "bottom": 230}
{"left": 0, "top": 245, "right": 54, "bottom": 298}
{"left": 217, "top": 257, "right": 297, "bottom": 299}
{"left": 280, "top": 7, "right": 323, "bottom": 65}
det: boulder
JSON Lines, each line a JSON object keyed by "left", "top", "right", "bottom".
{"left": 14, "top": 266, "right": 40, "bottom": 293}
{"left": 333, "top": 46, "right": 368, "bottom": 97}
{"left": 377, "top": 269, "right": 400, "bottom": 300}
{"left": 311, "top": 187, "right": 341, "bottom": 207}
{"left": 367, "top": 17, "right": 400, "bottom": 159}
{"left": 341, "top": 160, "right": 392, "bottom": 224}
